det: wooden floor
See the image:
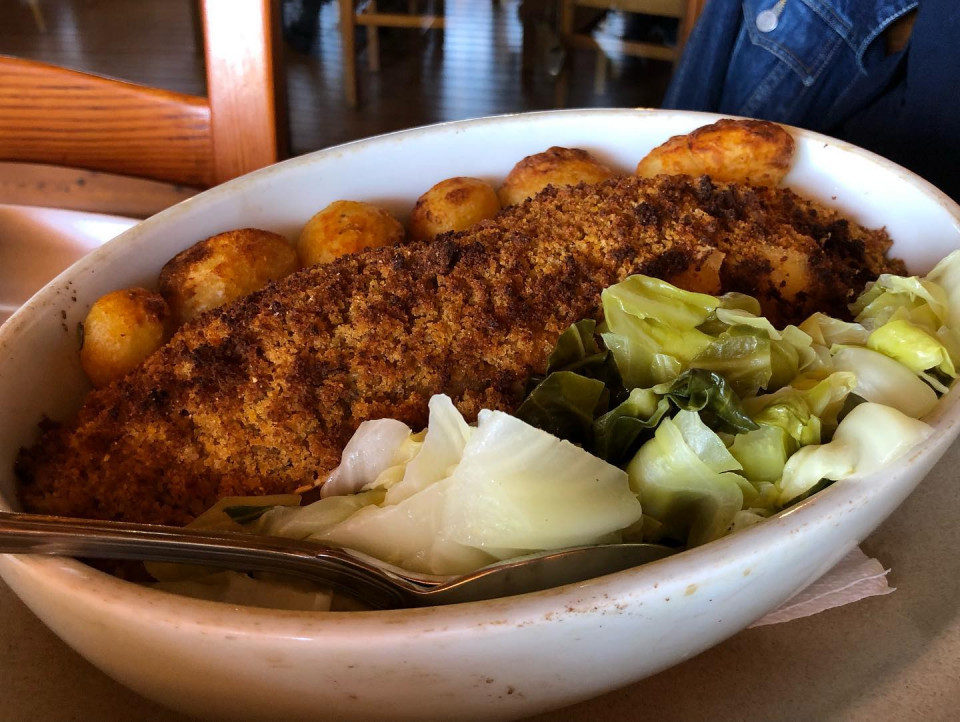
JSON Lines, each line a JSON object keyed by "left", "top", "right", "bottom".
{"left": 0, "top": 0, "right": 674, "bottom": 158}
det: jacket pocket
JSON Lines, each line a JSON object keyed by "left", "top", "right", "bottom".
{"left": 722, "top": 0, "right": 850, "bottom": 119}
{"left": 742, "top": 0, "right": 848, "bottom": 84}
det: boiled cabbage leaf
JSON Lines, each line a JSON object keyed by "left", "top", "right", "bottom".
{"left": 514, "top": 370, "right": 608, "bottom": 446}
{"left": 311, "top": 476, "right": 498, "bottom": 575}
{"left": 799, "top": 312, "right": 870, "bottom": 347}
{"left": 259, "top": 399, "right": 641, "bottom": 576}
{"left": 866, "top": 319, "right": 957, "bottom": 378}
{"left": 689, "top": 325, "right": 772, "bottom": 398}
{"left": 591, "top": 387, "right": 669, "bottom": 465}
{"left": 852, "top": 273, "right": 949, "bottom": 332}
{"left": 602, "top": 274, "right": 719, "bottom": 329}
{"left": 927, "top": 250, "right": 960, "bottom": 328}
{"left": 727, "top": 425, "right": 793, "bottom": 483}
{"left": 658, "top": 368, "right": 759, "bottom": 434}
{"left": 714, "top": 307, "right": 781, "bottom": 339}
{"left": 516, "top": 320, "right": 624, "bottom": 446}
{"left": 600, "top": 275, "right": 718, "bottom": 388}
{"left": 831, "top": 346, "right": 938, "bottom": 418}
{"left": 745, "top": 371, "right": 857, "bottom": 440}
{"left": 384, "top": 394, "right": 473, "bottom": 505}
{"left": 255, "top": 490, "right": 386, "bottom": 540}
{"left": 542, "top": 318, "right": 622, "bottom": 386}
{"left": 443, "top": 410, "right": 642, "bottom": 554}
{"left": 626, "top": 411, "right": 744, "bottom": 547}
{"left": 776, "top": 402, "right": 933, "bottom": 505}
{"left": 321, "top": 418, "right": 419, "bottom": 498}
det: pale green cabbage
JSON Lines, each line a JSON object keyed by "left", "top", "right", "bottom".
{"left": 776, "top": 403, "right": 932, "bottom": 505}
{"left": 832, "top": 346, "right": 938, "bottom": 418}
{"left": 320, "top": 418, "right": 420, "bottom": 498}
{"left": 866, "top": 319, "right": 957, "bottom": 377}
{"left": 714, "top": 307, "right": 782, "bottom": 339}
{"left": 604, "top": 274, "right": 720, "bottom": 328}
{"left": 852, "top": 273, "right": 949, "bottom": 331}
{"left": 728, "top": 425, "right": 792, "bottom": 483}
{"left": 926, "top": 250, "right": 960, "bottom": 328}
{"left": 384, "top": 394, "right": 472, "bottom": 504}
{"left": 256, "top": 397, "right": 641, "bottom": 576}
{"left": 303, "top": 475, "right": 498, "bottom": 576}
{"left": 799, "top": 312, "right": 870, "bottom": 347}
{"left": 442, "top": 410, "right": 642, "bottom": 553}
{"left": 626, "top": 411, "right": 744, "bottom": 547}
{"left": 689, "top": 326, "right": 772, "bottom": 398}
{"left": 744, "top": 371, "right": 857, "bottom": 442}
{"left": 600, "top": 275, "right": 718, "bottom": 388}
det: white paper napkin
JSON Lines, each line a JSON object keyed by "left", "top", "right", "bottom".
{"left": 750, "top": 546, "right": 894, "bottom": 627}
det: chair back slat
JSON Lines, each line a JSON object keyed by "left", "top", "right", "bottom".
{"left": 0, "top": 57, "right": 215, "bottom": 187}
{"left": 0, "top": 0, "right": 283, "bottom": 190}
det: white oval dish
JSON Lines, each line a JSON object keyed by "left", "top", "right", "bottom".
{"left": 1, "top": 109, "right": 959, "bottom": 721}
{"left": 0, "top": 204, "right": 138, "bottom": 326}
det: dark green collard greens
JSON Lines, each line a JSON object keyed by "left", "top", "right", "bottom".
{"left": 516, "top": 320, "right": 758, "bottom": 466}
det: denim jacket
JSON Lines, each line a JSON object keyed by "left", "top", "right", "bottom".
{"left": 663, "top": 0, "right": 960, "bottom": 200}
{"left": 665, "top": 0, "right": 917, "bottom": 124}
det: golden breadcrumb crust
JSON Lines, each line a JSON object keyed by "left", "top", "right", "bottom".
{"left": 17, "top": 175, "right": 901, "bottom": 525}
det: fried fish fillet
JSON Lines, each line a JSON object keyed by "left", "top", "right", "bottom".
{"left": 17, "top": 175, "right": 902, "bottom": 525}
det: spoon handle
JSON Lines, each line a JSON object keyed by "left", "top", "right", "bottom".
{"left": 0, "top": 511, "right": 410, "bottom": 609}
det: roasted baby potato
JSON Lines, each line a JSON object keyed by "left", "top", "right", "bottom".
{"left": 408, "top": 177, "right": 501, "bottom": 242}
{"left": 636, "top": 118, "right": 795, "bottom": 186}
{"left": 80, "top": 288, "right": 171, "bottom": 388}
{"left": 159, "top": 228, "right": 299, "bottom": 325}
{"left": 297, "top": 200, "right": 405, "bottom": 267}
{"left": 498, "top": 146, "right": 615, "bottom": 206}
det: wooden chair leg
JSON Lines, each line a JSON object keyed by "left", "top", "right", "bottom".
{"left": 27, "top": 0, "right": 47, "bottom": 33}
{"left": 559, "top": 0, "right": 574, "bottom": 41}
{"left": 338, "top": 0, "right": 358, "bottom": 107}
{"left": 593, "top": 49, "right": 607, "bottom": 96}
{"left": 367, "top": 0, "right": 381, "bottom": 72}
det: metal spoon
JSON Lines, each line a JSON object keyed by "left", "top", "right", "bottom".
{"left": 0, "top": 511, "right": 677, "bottom": 609}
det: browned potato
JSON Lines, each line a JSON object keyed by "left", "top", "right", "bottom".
{"left": 758, "top": 244, "right": 812, "bottom": 301}
{"left": 80, "top": 288, "right": 171, "bottom": 388}
{"left": 636, "top": 118, "right": 795, "bottom": 186}
{"left": 297, "top": 200, "right": 405, "bottom": 267}
{"left": 498, "top": 147, "right": 615, "bottom": 207}
{"left": 159, "top": 228, "right": 299, "bottom": 325}
{"left": 408, "top": 177, "right": 501, "bottom": 242}
{"left": 665, "top": 248, "right": 724, "bottom": 296}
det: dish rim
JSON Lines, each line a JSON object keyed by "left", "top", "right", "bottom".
{"left": 3, "top": 107, "right": 960, "bottom": 633}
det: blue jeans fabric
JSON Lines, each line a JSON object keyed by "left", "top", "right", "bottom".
{"left": 663, "top": 0, "right": 960, "bottom": 201}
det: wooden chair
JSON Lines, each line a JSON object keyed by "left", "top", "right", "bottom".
{"left": 560, "top": 0, "right": 706, "bottom": 94}
{"left": 0, "top": 0, "right": 286, "bottom": 215}
{"left": 339, "top": 0, "right": 445, "bottom": 108}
